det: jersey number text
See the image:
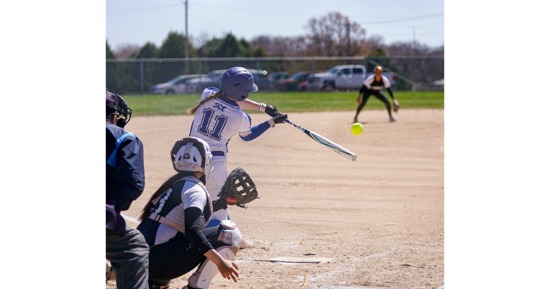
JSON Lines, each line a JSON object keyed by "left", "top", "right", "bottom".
{"left": 197, "top": 108, "right": 227, "bottom": 141}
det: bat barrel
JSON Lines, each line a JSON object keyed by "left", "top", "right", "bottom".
{"left": 284, "top": 118, "right": 357, "bottom": 161}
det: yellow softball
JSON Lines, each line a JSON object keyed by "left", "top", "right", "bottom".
{"left": 351, "top": 122, "right": 364, "bottom": 136}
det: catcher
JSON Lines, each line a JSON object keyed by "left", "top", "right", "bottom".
{"left": 137, "top": 137, "right": 258, "bottom": 289}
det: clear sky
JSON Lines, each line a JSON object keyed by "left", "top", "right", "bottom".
{"left": 107, "top": 0, "right": 444, "bottom": 50}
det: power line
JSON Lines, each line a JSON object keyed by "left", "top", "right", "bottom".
{"left": 191, "top": 3, "right": 313, "bottom": 17}
{"left": 360, "top": 13, "right": 443, "bottom": 25}
{"left": 106, "top": 3, "right": 304, "bottom": 17}
{"left": 107, "top": 3, "right": 442, "bottom": 25}
{"left": 107, "top": 3, "right": 180, "bottom": 15}
{"left": 108, "top": 2, "right": 318, "bottom": 18}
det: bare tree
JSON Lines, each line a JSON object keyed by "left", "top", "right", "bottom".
{"left": 250, "top": 35, "right": 308, "bottom": 57}
{"left": 365, "top": 35, "right": 386, "bottom": 55}
{"left": 113, "top": 44, "right": 141, "bottom": 59}
{"left": 304, "top": 12, "right": 367, "bottom": 56}
{"left": 193, "top": 32, "right": 211, "bottom": 48}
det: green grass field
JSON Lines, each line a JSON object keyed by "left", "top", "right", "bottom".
{"left": 124, "top": 91, "right": 444, "bottom": 116}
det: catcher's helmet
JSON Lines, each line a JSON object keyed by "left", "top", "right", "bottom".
{"left": 171, "top": 137, "right": 213, "bottom": 178}
{"left": 219, "top": 67, "right": 258, "bottom": 101}
{"left": 106, "top": 89, "right": 132, "bottom": 128}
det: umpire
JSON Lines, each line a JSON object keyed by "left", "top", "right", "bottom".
{"left": 106, "top": 90, "right": 150, "bottom": 289}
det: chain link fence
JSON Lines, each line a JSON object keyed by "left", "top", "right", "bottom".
{"left": 107, "top": 56, "right": 443, "bottom": 94}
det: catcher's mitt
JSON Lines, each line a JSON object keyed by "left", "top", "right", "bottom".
{"left": 220, "top": 167, "right": 259, "bottom": 208}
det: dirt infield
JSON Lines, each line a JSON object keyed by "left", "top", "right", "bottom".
{"left": 108, "top": 109, "right": 444, "bottom": 289}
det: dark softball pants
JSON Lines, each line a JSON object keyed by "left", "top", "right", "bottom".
{"left": 356, "top": 89, "right": 392, "bottom": 115}
{"left": 106, "top": 226, "right": 150, "bottom": 289}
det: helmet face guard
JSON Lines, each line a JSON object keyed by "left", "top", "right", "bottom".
{"left": 106, "top": 90, "right": 133, "bottom": 128}
{"left": 219, "top": 67, "right": 258, "bottom": 101}
{"left": 171, "top": 137, "right": 213, "bottom": 181}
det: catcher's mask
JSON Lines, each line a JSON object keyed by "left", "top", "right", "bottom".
{"left": 219, "top": 67, "right": 258, "bottom": 101}
{"left": 106, "top": 89, "right": 132, "bottom": 128}
{"left": 171, "top": 137, "right": 213, "bottom": 181}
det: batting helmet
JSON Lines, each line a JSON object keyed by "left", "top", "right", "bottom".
{"left": 171, "top": 137, "right": 213, "bottom": 181}
{"left": 219, "top": 67, "right": 258, "bottom": 101}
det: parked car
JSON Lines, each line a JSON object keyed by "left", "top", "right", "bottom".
{"left": 267, "top": 71, "right": 289, "bottom": 89}
{"left": 183, "top": 72, "right": 221, "bottom": 94}
{"left": 309, "top": 64, "right": 398, "bottom": 91}
{"left": 250, "top": 69, "right": 270, "bottom": 91}
{"left": 308, "top": 65, "right": 366, "bottom": 91}
{"left": 150, "top": 74, "right": 205, "bottom": 94}
{"left": 274, "top": 71, "right": 311, "bottom": 91}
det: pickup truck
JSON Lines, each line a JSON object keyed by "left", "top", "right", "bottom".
{"left": 308, "top": 64, "right": 396, "bottom": 91}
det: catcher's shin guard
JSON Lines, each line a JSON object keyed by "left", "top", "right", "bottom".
{"left": 187, "top": 245, "right": 238, "bottom": 289}
{"left": 217, "top": 220, "right": 243, "bottom": 247}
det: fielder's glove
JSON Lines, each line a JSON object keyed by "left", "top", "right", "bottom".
{"left": 220, "top": 167, "right": 259, "bottom": 208}
{"left": 393, "top": 100, "right": 400, "bottom": 112}
{"left": 260, "top": 103, "right": 280, "bottom": 117}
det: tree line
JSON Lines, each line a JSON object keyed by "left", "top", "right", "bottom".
{"left": 107, "top": 12, "right": 443, "bottom": 93}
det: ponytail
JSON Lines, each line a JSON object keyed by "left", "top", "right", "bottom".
{"left": 187, "top": 91, "right": 226, "bottom": 115}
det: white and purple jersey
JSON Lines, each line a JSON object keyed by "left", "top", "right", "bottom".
{"left": 189, "top": 87, "right": 253, "bottom": 226}
{"left": 189, "top": 87, "right": 252, "bottom": 154}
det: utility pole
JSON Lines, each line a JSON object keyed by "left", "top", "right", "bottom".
{"left": 185, "top": 0, "right": 188, "bottom": 59}
{"left": 346, "top": 19, "right": 351, "bottom": 57}
{"left": 179, "top": 0, "right": 189, "bottom": 73}
{"left": 410, "top": 26, "right": 426, "bottom": 82}
{"left": 409, "top": 25, "right": 419, "bottom": 55}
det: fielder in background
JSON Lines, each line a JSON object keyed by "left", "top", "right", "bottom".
{"left": 353, "top": 65, "right": 400, "bottom": 123}
{"left": 187, "top": 66, "right": 287, "bottom": 229}
{"left": 106, "top": 90, "right": 150, "bottom": 289}
{"left": 137, "top": 137, "right": 240, "bottom": 289}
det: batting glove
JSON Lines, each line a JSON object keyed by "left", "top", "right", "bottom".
{"left": 268, "top": 114, "right": 288, "bottom": 127}
{"left": 260, "top": 103, "right": 280, "bottom": 117}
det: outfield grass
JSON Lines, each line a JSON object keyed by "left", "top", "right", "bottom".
{"left": 124, "top": 91, "right": 444, "bottom": 116}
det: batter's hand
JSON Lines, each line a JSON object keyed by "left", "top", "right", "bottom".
{"left": 260, "top": 103, "right": 280, "bottom": 117}
{"left": 268, "top": 114, "right": 288, "bottom": 127}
